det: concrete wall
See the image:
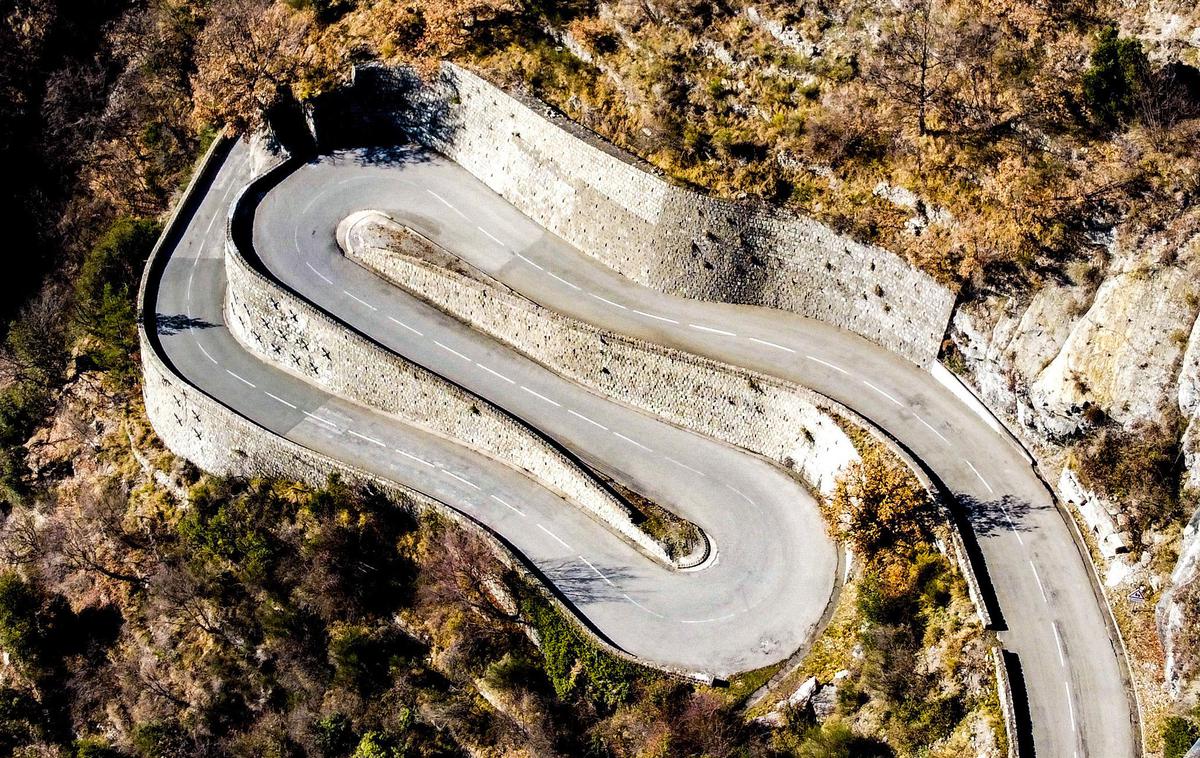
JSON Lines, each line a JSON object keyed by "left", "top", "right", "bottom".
{"left": 343, "top": 211, "right": 857, "bottom": 496}
{"left": 395, "top": 64, "right": 956, "bottom": 366}
{"left": 222, "top": 225, "right": 670, "bottom": 566}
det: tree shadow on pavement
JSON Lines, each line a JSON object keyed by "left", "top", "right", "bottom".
{"left": 541, "top": 558, "right": 635, "bottom": 605}
{"left": 156, "top": 313, "right": 218, "bottom": 336}
{"left": 958, "top": 493, "right": 1038, "bottom": 538}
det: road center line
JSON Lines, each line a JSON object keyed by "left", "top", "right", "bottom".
{"left": 632, "top": 308, "right": 679, "bottom": 324}
{"left": 302, "top": 411, "right": 339, "bottom": 431}
{"left": 862, "top": 380, "right": 903, "bottom": 406}
{"left": 445, "top": 471, "right": 481, "bottom": 490}
{"left": 426, "top": 189, "right": 470, "bottom": 220}
{"left": 347, "top": 429, "right": 385, "bottom": 447}
{"left": 263, "top": 391, "right": 297, "bottom": 409}
{"left": 433, "top": 340, "right": 472, "bottom": 362}
{"left": 612, "top": 432, "right": 651, "bottom": 451}
{"left": 679, "top": 613, "right": 737, "bottom": 624}
{"left": 915, "top": 413, "right": 950, "bottom": 444}
{"left": 579, "top": 555, "right": 614, "bottom": 586}
{"left": 387, "top": 315, "right": 423, "bottom": 336}
{"left": 196, "top": 342, "right": 218, "bottom": 364}
{"left": 1064, "top": 681, "right": 1077, "bottom": 735}
{"left": 689, "top": 323, "right": 736, "bottom": 336}
{"left": 476, "top": 363, "right": 516, "bottom": 384}
{"left": 964, "top": 459, "right": 995, "bottom": 494}
{"left": 520, "top": 385, "right": 562, "bottom": 407}
{"left": 621, "top": 593, "right": 664, "bottom": 618}
{"left": 395, "top": 448, "right": 435, "bottom": 467}
{"left": 1029, "top": 560, "right": 1050, "bottom": 602}
{"left": 490, "top": 494, "right": 525, "bottom": 517}
{"left": 547, "top": 271, "right": 581, "bottom": 290}
{"left": 537, "top": 523, "right": 572, "bottom": 550}
{"left": 225, "top": 369, "right": 255, "bottom": 388}
{"left": 514, "top": 251, "right": 544, "bottom": 271}
{"left": 999, "top": 504, "right": 1025, "bottom": 545}
{"left": 724, "top": 483, "right": 755, "bottom": 505}
{"left": 806, "top": 355, "right": 850, "bottom": 374}
{"left": 748, "top": 336, "right": 796, "bottom": 353}
{"left": 665, "top": 456, "right": 706, "bottom": 477}
{"left": 305, "top": 261, "right": 333, "bottom": 284}
{"left": 477, "top": 226, "right": 505, "bottom": 246}
{"left": 590, "top": 293, "right": 628, "bottom": 310}
{"left": 343, "top": 290, "right": 377, "bottom": 311}
{"left": 568, "top": 409, "right": 609, "bottom": 431}
{"left": 1052, "top": 622, "right": 1067, "bottom": 668}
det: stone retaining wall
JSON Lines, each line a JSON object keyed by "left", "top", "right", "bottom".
{"left": 343, "top": 212, "right": 857, "bottom": 496}
{"left": 384, "top": 63, "right": 956, "bottom": 366}
{"left": 222, "top": 216, "right": 669, "bottom": 566}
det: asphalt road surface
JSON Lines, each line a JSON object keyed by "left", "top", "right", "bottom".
{"left": 149, "top": 138, "right": 1136, "bottom": 756}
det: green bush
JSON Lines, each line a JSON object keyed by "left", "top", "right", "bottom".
{"left": 1163, "top": 716, "right": 1200, "bottom": 758}
{"left": 313, "top": 713, "right": 357, "bottom": 756}
{"left": 73, "top": 216, "right": 160, "bottom": 382}
{"left": 1082, "top": 25, "right": 1148, "bottom": 127}
{"left": 0, "top": 572, "right": 72, "bottom": 675}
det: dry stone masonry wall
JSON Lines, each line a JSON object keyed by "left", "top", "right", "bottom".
{"left": 343, "top": 211, "right": 858, "bottom": 496}
{"left": 221, "top": 231, "right": 670, "bottom": 565}
{"left": 411, "top": 64, "right": 955, "bottom": 366}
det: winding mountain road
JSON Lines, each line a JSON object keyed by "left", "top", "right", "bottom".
{"left": 146, "top": 137, "right": 1137, "bottom": 756}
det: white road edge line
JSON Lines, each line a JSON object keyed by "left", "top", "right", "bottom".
{"left": 863, "top": 380, "right": 903, "bottom": 406}
{"left": 347, "top": 429, "right": 385, "bottom": 447}
{"left": 1030, "top": 560, "right": 1050, "bottom": 602}
{"left": 590, "top": 293, "right": 627, "bottom": 310}
{"left": 612, "top": 432, "right": 651, "bottom": 452}
{"left": 579, "top": 555, "right": 614, "bottom": 586}
{"left": 490, "top": 494, "right": 525, "bottom": 517}
{"left": 395, "top": 448, "right": 435, "bottom": 467}
{"left": 964, "top": 459, "right": 995, "bottom": 494}
{"left": 748, "top": 337, "right": 796, "bottom": 353}
{"left": 807, "top": 355, "right": 850, "bottom": 374}
{"left": 343, "top": 290, "right": 378, "bottom": 311}
{"left": 520, "top": 386, "right": 562, "bottom": 407}
{"left": 537, "top": 523, "right": 572, "bottom": 550}
{"left": 689, "top": 323, "right": 736, "bottom": 336}
{"left": 632, "top": 308, "right": 679, "bottom": 324}
{"left": 547, "top": 271, "right": 581, "bottom": 290}
{"left": 225, "top": 369, "right": 255, "bottom": 388}
{"left": 476, "top": 363, "right": 516, "bottom": 384}
{"left": 445, "top": 471, "right": 481, "bottom": 490}
{"left": 305, "top": 261, "right": 333, "bottom": 284}
{"left": 568, "top": 409, "right": 609, "bottom": 431}
{"left": 387, "top": 315, "right": 423, "bottom": 336}
{"left": 263, "top": 391, "right": 296, "bottom": 409}
{"left": 433, "top": 340, "right": 472, "bottom": 362}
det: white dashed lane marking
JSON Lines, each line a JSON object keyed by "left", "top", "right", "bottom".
{"left": 612, "top": 432, "right": 651, "bottom": 451}
{"left": 622, "top": 593, "right": 664, "bottom": 618}
{"left": 568, "top": 409, "right": 609, "bottom": 431}
{"left": 433, "top": 340, "right": 472, "bottom": 362}
{"left": 537, "top": 523, "right": 572, "bottom": 550}
{"left": 445, "top": 471, "right": 481, "bottom": 490}
{"left": 547, "top": 271, "right": 581, "bottom": 290}
{"left": 748, "top": 337, "right": 796, "bottom": 353}
{"left": 1053, "top": 622, "right": 1067, "bottom": 668}
{"left": 520, "top": 386, "right": 562, "bottom": 407}
{"left": 689, "top": 323, "right": 736, "bottom": 336}
{"left": 263, "top": 391, "right": 297, "bottom": 409}
{"left": 579, "top": 555, "right": 614, "bottom": 586}
{"left": 514, "top": 251, "right": 544, "bottom": 271}
{"left": 590, "top": 293, "right": 627, "bottom": 310}
{"left": 964, "top": 459, "right": 994, "bottom": 494}
{"left": 476, "top": 363, "right": 516, "bottom": 384}
{"left": 915, "top": 413, "right": 950, "bottom": 444}
{"left": 302, "top": 411, "right": 339, "bottom": 431}
{"left": 1029, "top": 560, "right": 1050, "bottom": 602}
{"left": 426, "top": 189, "right": 470, "bottom": 220}
{"left": 490, "top": 494, "right": 525, "bottom": 517}
{"left": 395, "top": 448, "right": 435, "bottom": 467}
{"left": 387, "top": 315, "right": 423, "bottom": 336}
{"left": 196, "top": 342, "right": 218, "bottom": 364}
{"left": 226, "top": 369, "right": 255, "bottom": 388}
{"left": 477, "top": 226, "right": 506, "bottom": 246}
{"left": 343, "top": 290, "right": 377, "bottom": 311}
{"left": 632, "top": 308, "right": 679, "bottom": 324}
{"left": 347, "top": 429, "right": 385, "bottom": 447}
{"left": 807, "top": 355, "right": 849, "bottom": 374}
{"left": 665, "top": 456, "right": 705, "bottom": 477}
{"left": 305, "top": 261, "right": 333, "bottom": 285}
{"left": 862, "top": 380, "right": 903, "bottom": 406}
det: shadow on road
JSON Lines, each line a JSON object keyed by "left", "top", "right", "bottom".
{"left": 1003, "top": 650, "right": 1037, "bottom": 757}
{"left": 958, "top": 493, "right": 1038, "bottom": 538}
{"left": 541, "top": 558, "right": 635, "bottom": 605}
{"left": 156, "top": 313, "right": 218, "bottom": 336}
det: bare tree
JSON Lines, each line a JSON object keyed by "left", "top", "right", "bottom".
{"left": 867, "top": 0, "right": 960, "bottom": 135}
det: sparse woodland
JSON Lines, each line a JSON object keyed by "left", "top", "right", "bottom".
{"left": 1, "top": 0, "right": 1198, "bottom": 755}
